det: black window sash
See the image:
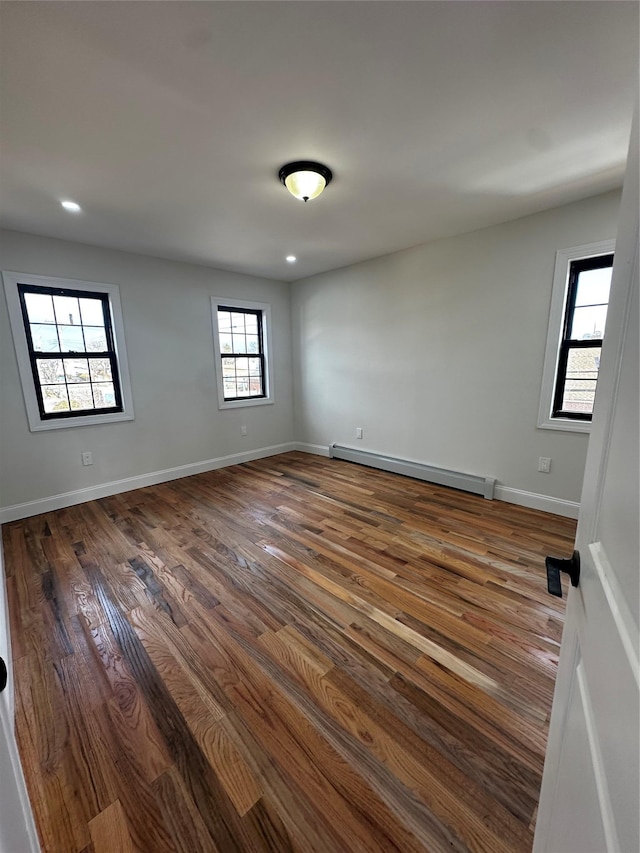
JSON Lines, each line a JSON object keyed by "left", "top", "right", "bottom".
{"left": 552, "top": 254, "right": 613, "bottom": 421}
{"left": 17, "top": 283, "right": 124, "bottom": 419}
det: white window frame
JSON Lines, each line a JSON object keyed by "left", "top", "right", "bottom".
{"left": 538, "top": 239, "right": 615, "bottom": 433}
{"left": 3, "top": 271, "right": 135, "bottom": 432}
{"left": 210, "top": 297, "right": 274, "bottom": 410}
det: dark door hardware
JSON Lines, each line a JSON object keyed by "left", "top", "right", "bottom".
{"left": 546, "top": 550, "right": 581, "bottom": 597}
{"left": 0, "top": 657, "right": 7, "bottom": 693}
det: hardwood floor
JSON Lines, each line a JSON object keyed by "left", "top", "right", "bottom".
{"left": 2, "top": 452, "right": 576, "bottom": 853}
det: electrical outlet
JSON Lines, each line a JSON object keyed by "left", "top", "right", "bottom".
{"left": 82, "top": 451, "right": 93, "bottom": 466}
{"left": 355, "top": 427, "right": 363, "bottom": 439}
{"left": 240, "top": 425, "right": 247, "bottom": 436}
{"left": 538, "top": 456, "right": 551, "bottom": 473}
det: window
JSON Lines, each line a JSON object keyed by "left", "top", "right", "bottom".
{"left": 538, "top": 240, "right": 615, "bottom": 432}
{"left": 211, "top": 297, "right": 273, "bottom": 409}
{"left": 552, "top": 254, "right": 613, "bottom": 420}
{"left": 217, "top": 307, "right": 265, "bottom": 401}
{"left": 3, "top": 272, "right": 134, "bottom": 431}
{"left": 18, "top": 283, "right": 123, "bottom": 418}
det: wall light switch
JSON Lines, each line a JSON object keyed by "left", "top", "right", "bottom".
{"left": 240, "top": 425, "right": 247, "bottom": 436}
{"left": 355, "top": 427, "right": 363, "bottom": 439}
{"left": 538, "top": 456, "right": 551, "bottom": 473}
{"left": 82, "top": 451, "right": 93, "bottom": 466}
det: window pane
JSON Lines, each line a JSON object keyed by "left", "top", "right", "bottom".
{"left": 89, "top": 358, "right": 113, "bottom": 383}
{"left": 222, "top": 357, "right": 237, "bottom": 397}
{"left": 230, "top": 313, "right": 246, "bottom": 334}
{"left": 246, "top": 335, "right": 259, "bottom": 354}
{"left": 219, "top": 334, "right": 233, "bottom": 354}
{"left": 92, "top": 383, "right": 116, "bottom": 408}
{"left": 83, "top": 327, "right": 108, "bottom": 352}
{"left": 575, "top": 267, "right": 612, "bottom": 307}
{"left": 235, "top": 357, "right": 249, "bottom": 376}
{"left": 562, "top": 380, "right": 597, "bottom": 415}
{"left": 53, "top": 295, "right": 81, "bottom": 326}
{"left": 232, "top": 333, "right": 247, "bottom": 353}
{"left": 42, "top": 385, "right": 70, "bottom": 413}
{"left": 247, "top": 354, "right": 264, "bottom": 395}
{"left": 68, "top": 384, "right": 94, "bottom": 410}
{"left": 217, "top": 311, "right": 231, "bottom": 332}
{"left": 64, "top": 358, "right": 91, "bottom": 384}
{"left": 58, "top": 325, "right": 85, "bottom": 352}
{"left": 24, "top": 293, "right": 55, "bottom": 324}
{"left": 245, "top": 313, "right": 258, "bottom": 334}
{"left": 561, "top": 346, "right": 600, "bottom": 415}
{"left": 229, "top": 357, "right": 248, "bottom": 396}
{"left": 79, "top": 297, "right": 105, "bottom": 327}
{"left": 569, "top": 305, "right": 607, "bottom": 341}
{"left": 566, "top": 347, "right": 601, "bottom": 382}
{"left": 36, "top": 358, "right": 65, "bottom": 385}
{"left": 31, "top": 324, "right": 60, "bottom": 352}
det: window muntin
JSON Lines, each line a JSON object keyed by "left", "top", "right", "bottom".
{"left": 552, "top": 254, "right": 613, "bottom": 421}
{"left": 217, "top": 307, "right": 266, "bottom": 401}
{"left": 17, "top": 283, "right": 123, "bottom": 419}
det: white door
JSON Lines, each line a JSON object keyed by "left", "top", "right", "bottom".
{"left": 0, "top": 549, "right": 40, "bottom": 853}
{"left": 534, "top": 114, "right": 639, "bottom": 853}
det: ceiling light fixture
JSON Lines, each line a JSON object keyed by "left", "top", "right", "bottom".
{"left": 60, "top": 200, "right": 81, "bottom": 213}
{"left": 279, "top": 161, "right": 332, "bottom": 202}
{"left": 286, "top": 255, "right": 297, "bottom": 263}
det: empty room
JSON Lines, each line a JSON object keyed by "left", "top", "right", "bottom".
{"left": 0, "top": 3, "right": 638, "bottom": 852}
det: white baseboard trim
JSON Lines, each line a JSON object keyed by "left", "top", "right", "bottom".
{"left": 494, "top": 485, "right": 580, "bottom": 519}
{"left": 293, "top": 442, "right": 331, "bottom": 457}
{"left": 2, "top": 444, "right": 579, "bottom": 524}
{"left": 0, "top": 442, "right": 297, "bottom": 523}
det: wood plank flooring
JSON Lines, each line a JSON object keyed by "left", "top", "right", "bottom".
{"left": 2, "top": 452, "right": 576, "bottom": 852}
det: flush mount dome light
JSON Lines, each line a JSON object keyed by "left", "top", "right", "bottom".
{"left": 279, "top": 161, "right": 332, "bottom": 202}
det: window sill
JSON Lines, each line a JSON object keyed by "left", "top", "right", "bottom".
{"left": 218, "top": 397, "right": 274, "bottom": 411}
{"left": 537, "top": 417, "right": 591, "bottom": 434}
{"left": 29, "top": 411, "right": 135, "bottom": 432}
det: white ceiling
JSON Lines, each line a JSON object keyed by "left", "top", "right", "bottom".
{"left": 0, "top": 2, "right": 637, "bottom": 282}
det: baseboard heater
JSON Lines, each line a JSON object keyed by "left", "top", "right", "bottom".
{"left": 329, "top": 443, "right": 495, "bottom": 500}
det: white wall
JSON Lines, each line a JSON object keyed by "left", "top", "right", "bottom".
{"left": 0, "top": 189, "right": 622, "bottom": 518}
{"left": 0, "top": 230, "right": 294, "bottom": 514}
{"left": 291, "top": 190, "right": 622, "bottom": 509}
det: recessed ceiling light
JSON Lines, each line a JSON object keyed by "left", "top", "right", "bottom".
{"left": 60, "top": 200, "right": 81, "bottom": 213}
{"left": 286, "top": 255, "right": 297, "bottom": 263}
